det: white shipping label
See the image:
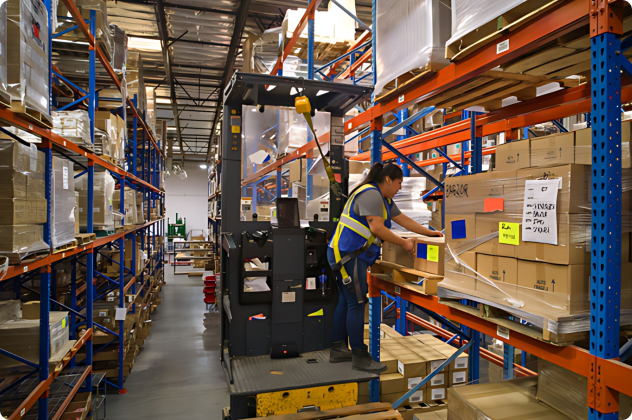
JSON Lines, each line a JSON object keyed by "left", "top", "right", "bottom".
{"left": 497, "top": 39, "right": 509, "bottom": 54}
{"left": 453, "top": 371, "right": 467, "bottom": 384}
{"left": 408, "top": 377, "right": 422, "bottom": 389}
{"left": 29, "top": 144, "right": 38, "bottom": 172}
{"left": 497, "top": 325, "right": 510, "bottom": 340}
{"left": 430, "top": 360, "right": 444, "bottom": 372}
{"left": 98, "top": 311, "right": 107, "bottom": 317}
{"left": 431, "top": 373, "right": 445, "bottom": 386}
{"left": 306, "top": 277, "right": 316, "bottom": 290}
{"left": 431, "top": 388, "right": 446, "bottom": 400}
{"left": 455, "top": 356, "right": 468, "bottom": 370}
{"left": 115, "top": 307, "right": 127, "bottom": 321}
{"left": 397, "top": 360, "right": 404, "bottom": 376}
{"left": 62, "top": 166, "right": 69, "bottom": 189}
{"left": 409, "top": 390, "right": 424, "bottom": 403}
{"left": 522, "top": 179, "right": 559, "bottom": 245}
{"left": 282, "top": 292, "right": 295, "bottom": 303}
{"left": 93, "top": 208, "right": 100, "bottom": 212}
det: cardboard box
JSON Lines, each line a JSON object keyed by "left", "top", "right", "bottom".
{"left": 414, "top": 237, "right": 444, "bottom": 275}
{"left": 22, "top": 301, "right": 40, "bottom": 319}
{"left": 449, "top": 369, "right": 468, "bottom": 386}
{"left": 495, "top": 139, "right": 530, "bottom": 171}
{"left": 0, "top": 140, "right": 45, "bottom": 174}
{"left": 0, "top": 224, "right": 45, "bottom": 254}
{"left": 575, "top": 123, "right": 631, "bottom": 168}
{"left": 381, "top": 352, "right": 399, "bottom": 374}
{"left": 530, "top": 132, "right": 575, "bottom": 167}
{"left": 474, "top": 170, "right": 521, "bottom": 213}
{"left": 413, "top": 410, "right": 448, "bottom": 420}
{"left": 476, "top": 255, "right": 518, "bottom": 284}
{"left": 381, "top": 390, "right": 425, "bottom": 405}
{"left": 474, "top": 214, "right": 521, "bottom": 258}
{"left": 517, "top": 260, "right": 589, "bottom": 314}
{"left": 447, "top": 377, "right": 570, "bottom": 420}
{"left": 444, "top": 174, "right": 476, "bottom": 214}
{"left": 380, "top": 372, "right": 408, "bottom": 395}
{"left": 427, "top": 387, "right": 447, "bottom": 401}
{"left": 349, "top": 160, "right": 371, "bottom": 175}
{"left": 445, "top": 214, "right": 475, "bottom": 243}
{"left": 428, "top": 371, "right": 446, "bottom": 387}
{"left": 0, "top": 198, "right": 47, "bottom": 225}
{"left": 397, "top": 355, "right": 427, "bottom": 378}
{"left": 516, "top": 164, "right": 590, "bottom": 214}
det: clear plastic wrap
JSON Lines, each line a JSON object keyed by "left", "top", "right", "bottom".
{"left": 51, "top": 156, "right": 76, "bottom": 248}
{"left": 391, "top": 177, "right": 432, "bottom": 230}
{"left": 52, "top": 110, "right": 91, "bottom": 146}
{"left": 0, "top": 224, "right": 48, "bottom": 255}
{"left": 110, "top": 24, "right": 127, "bottom": 74}
{"left": 0, "top": 0, "right": 8, "bottom": 98}
{"left": 112, "top": 187, "right": 138, "bottom": 226}
{"left": 7, "top": 0, "right": 50, "bottom": 118}
{"left": 447, "top": 0, "right": 528, "bottom": 54}
{"left": 375, "top": 0, "right": 451, "bottom": 96}
{"left": 56, "top": 0, "right": 113, "bottom": 59}
{"left": 75, "top": 171, "right": 115, "bottom": 228}
{"left": 0, "top": 139, "right": 45, "bottom": 198}
{"left": 93, "top": 128, "right": 111, "bottom": 156}
{"left": 446, "top": 377, "right": 571, "bottom": 420}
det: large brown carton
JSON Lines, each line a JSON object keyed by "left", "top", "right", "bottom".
{"left": 516, "top": 214, "right": 630, "bottom": 265}
{"left": 447, "top": 377, "right": 570, "bottom": 420}
{"left": 0, "top": 198, "right": 46, "bottom": 225}
{"left": 0, "top": 224, "right": 46, "bottom": 254}
{"left": 474, "top": 214, "right": 522, "bottom": 258}
{"left": 517, "top": 260, "right": 590, "bottom": 315}
{"left": 380, "top": 372, "right": 408, "bottom": 395}
{"left": 516, "top": 164, "right": 590, "bottom": 214}
{"left": 396, "top": 354, "right": 427, "bottom": 378}
{"left": 530, "top": 132, "right": 576, "bottom": 167}
{"left": 427, "top": 387, "right": 447, "bottom": 402}
{"left": 381, "top": 236, "right": 444, "bottom": 275}
{"left": 380, "top": 390, "right": 425, "bottom": 405}
{"left": 444, "top": 174, "right": 476, "bottom": 214}
{"left": 0, "top": 140, "right": 45, "bottom": 174}
{"left": 445, "top": 214, "right": 475, "bottom": 244}
{"left": 476, "top": 254, "right": 518, "bottom": 285}
{"left": 575, "top": 123, "right": 631, "bottom": 168}
{"left": 495, "top": 139, "right": 530, "bottom": 171}
{"left": 474, "top": 170, "right": 520, "bottom": 213}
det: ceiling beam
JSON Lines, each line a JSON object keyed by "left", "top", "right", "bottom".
{"left": 207, "top": 0, "right": 253, "bottom": 161}
{"left": 155, "top": 0, "right": 184, "bottom": 165}
{"left": 168, "top": 37, "right": 230, "bottom": 48}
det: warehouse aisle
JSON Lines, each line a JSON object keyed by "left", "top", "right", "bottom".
{"left": 107, "top": 266, "right": 229, "bottom": 420}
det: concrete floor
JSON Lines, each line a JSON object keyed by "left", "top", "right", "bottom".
{"left": 107, "top": 266, "right": 229, "bottom": 419}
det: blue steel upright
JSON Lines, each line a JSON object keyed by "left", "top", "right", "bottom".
{"left": 589, "top": 30, "right": 622, "bottom": 420}
{"left": 307, "top": 0, "right": 315, "bottom": 80}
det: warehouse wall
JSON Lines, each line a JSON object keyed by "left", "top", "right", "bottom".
{"left": 165, "top": 164, "right": 209, "bottom": 238}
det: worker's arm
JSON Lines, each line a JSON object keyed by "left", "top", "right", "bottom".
{"left": 392, "top": 213, "right": 444, "bottom": 237}
{"left": 366, "top": 216, "right": 416, "bottom": 254}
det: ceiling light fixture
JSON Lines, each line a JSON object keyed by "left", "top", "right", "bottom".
{"left": 200, "top": 164, "right": 208, "bottom": 169}
{"left": 128, "top": 37, "right": 163, "bottom": 52}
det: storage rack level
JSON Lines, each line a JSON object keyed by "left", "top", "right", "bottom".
{"left": 0, "top": 0, "right": 165, "bottom": 416}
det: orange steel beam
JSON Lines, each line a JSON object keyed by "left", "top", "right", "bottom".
{"left": 326, "top": 30, "right": 371, "bottom": 77}
{"left": 8, "top": 329, "right": 92, "bottom": 420}
{"left": 269, "top": 0, "right": 323, "bottom": 76}
{"left": 59, "top": 0, "right": 162, "bottom": 158}
{"left": 344, "top": 0, "right": 588, "bottom": 133}
{"left": 369, "top": 274, "right": 596, "bottom": 380}
{"left": 403, "top": 311, "right": 536, "bottom": 378}
{"left": 241, "top": 131, "right": 330, "bottom": 186}
{"left": 50, "top": 365, "right": 92, "bottom": 420}
{"left": 339, "top": 48, "right": 372, "bottom": 80}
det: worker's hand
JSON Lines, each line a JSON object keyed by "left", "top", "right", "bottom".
{"left": 432, "top": 231, "right": 444, "bottom": 238}
{"left": 403, "top": 238, "right": 416, "bottom": 255}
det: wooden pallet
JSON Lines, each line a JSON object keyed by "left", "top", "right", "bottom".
{"left": 52, "top": 240, "right": 78, "bottom": 254}
{"left": 446, "top": 0, "right": 565, "bottom": 61}
{"left": 438, "top": 297, "right": 587, "bottom": 346}
{"left": 0, "top": 90, "right": 10, "bottom": 108}
{"left": 75, "top": 233, "right": 96, "bottom": 245}
{"left": 371, "top": 260, "right": 444, "bottom": 296}
{"left": 247, "top": 403, "right": 400, "bottom": 420}
{"left": 5, "top": 249, "right": 49, "bottom": 266}
{"left": 10, "top": 101, "right": 53, "bottom": 128}
{"left": 375, "top": 62, "right": 449, "bottom": 103}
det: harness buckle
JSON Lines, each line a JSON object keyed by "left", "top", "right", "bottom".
{"left": 342, "top": 276, "right": 352, "bottom": 286}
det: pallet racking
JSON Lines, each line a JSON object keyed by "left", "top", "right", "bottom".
{"left": 240, "top": 0, "right": 632, "bottom": 417}
{"left": 0, "top": 0, "right": 166, "bottom": 417}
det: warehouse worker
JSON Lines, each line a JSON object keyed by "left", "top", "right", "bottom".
{"left": 327, "top": 162, "right": 443, "bottom": 372}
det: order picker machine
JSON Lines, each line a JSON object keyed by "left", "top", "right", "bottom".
{"left": 219, "top": 73, "right": 375, "bottom": 419}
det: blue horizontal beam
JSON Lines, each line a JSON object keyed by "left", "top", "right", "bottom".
{"left": 0, "top": 348, "right": 40, "bottom": 369}
{"left": 382, "top": 106, "right": 435, "bottom": 139}
{"left": 314, "top": 40, "right": 371, "bottom": 75}
{"left": 58, "top": 94, "right": 89, "bottom": 111}
{"left": 382, "top": 142, "right": 443, "bottom": 189}
{"left": 52, "top": 70, "right": 87, "bottom": 95}
{"left": 74, "top": 170, "right": 87, "bottom": 179}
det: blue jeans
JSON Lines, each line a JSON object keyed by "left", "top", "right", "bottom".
{"left": 327, "top": 247, "right": 369, "bottom": 350}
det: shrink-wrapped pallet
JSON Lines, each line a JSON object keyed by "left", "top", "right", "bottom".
{"left": 51, "top": 156, "right": 77, "bottom": 249}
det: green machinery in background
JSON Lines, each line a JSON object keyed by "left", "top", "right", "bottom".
{"left": 167, "top": 213, "right": 187, "bottom": 241}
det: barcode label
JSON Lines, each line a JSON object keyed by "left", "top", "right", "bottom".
{"left": 409, "top": 390, "right": 424, "bottom": 403}
{"left": 497, "top": 39, "right": 509, "bottom": 54}
{"left": 497, "top": 325, "right": 510, "bottom": 340}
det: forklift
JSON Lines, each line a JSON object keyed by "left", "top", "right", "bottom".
{"left": 219, "top": 73, "right": 375, "bottom": 419}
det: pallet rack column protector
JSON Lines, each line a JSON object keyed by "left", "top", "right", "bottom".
{"left": 588, "top": 1, "right": 623, "bottom": 417}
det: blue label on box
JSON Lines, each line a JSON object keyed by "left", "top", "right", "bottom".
{"left": 451, "top": 219, "right": 467, "bottom": 239}
{"left": 416, "top": 243, "right": 427, "bottom": 259}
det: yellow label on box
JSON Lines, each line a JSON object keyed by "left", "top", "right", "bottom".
{"left": 499, "top": 222, "right": 520, "bottom": 245}
{"left": 427, "top": 245, "right": 439, "bottom": 262}
{"left": 231, "top": 125, "right": 240, "bottom": 133}
{"left": 62, "top": 317, "right": 67, "bottom": 328}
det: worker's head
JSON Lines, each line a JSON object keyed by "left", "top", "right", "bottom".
{"left": 352, "top": 162, "right": 404, "bottom": 198}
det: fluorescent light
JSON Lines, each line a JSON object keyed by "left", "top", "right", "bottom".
{"left": 316, "top": 90, "right": 329, "bottom": 96}
{"left": 252, "top": 108, "right": 257, "bottom": 112}
{"left": 200, "top": 164, "right": 208, "bottom": 169}
{"left": 128, "top": 37, "right": 163, "bottom": 52}
{"left": 266, "top": 85, "right": 276, "bottom": 91}
{"left": 156, "top": 98, "right": 171, "bottom": 104}
{"left": 167, "top": 127, "right": 177, "bottom": 131}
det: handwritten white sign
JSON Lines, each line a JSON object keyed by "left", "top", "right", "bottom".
{"left": 522, "top": 179, "right": 559, "bottom": 245}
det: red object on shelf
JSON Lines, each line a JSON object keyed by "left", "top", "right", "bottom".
{"left": 203, "top": 287, "right": 215, "bottom": 294}
{"left": 204, "top": 295, "right": 216, "bottom": 304}
{"left": 204, "top": 280, "right": 216, "bottom": 287}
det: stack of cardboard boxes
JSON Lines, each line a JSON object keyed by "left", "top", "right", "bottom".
{"left": 95, "top": 111, "right": 125, "bottom": 164}
{"left": 358, "top": 334, "right": 468, "bottom": 406}
{"left": 0, "top": 140, "right": 49, "bottom": 259}
{"left": 441, "top": 124, "right": 632, "bottom": 321}
{"left": 76, "top": 171, "right": 116, "bottom": 230}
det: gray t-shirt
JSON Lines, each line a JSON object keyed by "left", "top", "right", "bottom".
{"left": 353, "top": 189, "right": 401, "bottom": 218}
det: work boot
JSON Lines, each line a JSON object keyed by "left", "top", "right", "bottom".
{"left": 329, "top": 340, "right": 352, "bottom": 363}
{"left": 352, "top": 345, "right": 387, "bottom": 373}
